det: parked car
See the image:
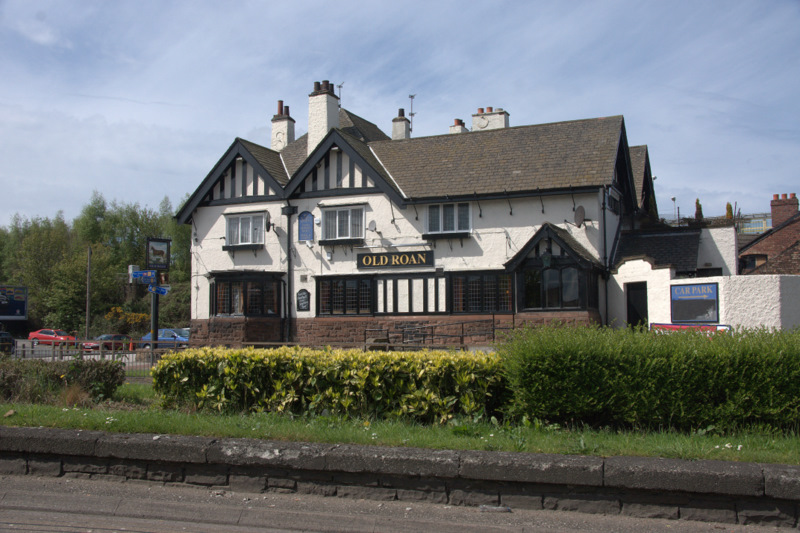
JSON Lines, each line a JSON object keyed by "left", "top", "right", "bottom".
{"left": 82, "top": 334, "right": 132, "bottom": 352}
{"left": 28, "top": 329, "right": 77, "bottom": 346}
{"left": 141, "top": 328, "right": 190, "bottom": 349}
{"left": 0, "top": 331, "right": 14, "bottom": 355}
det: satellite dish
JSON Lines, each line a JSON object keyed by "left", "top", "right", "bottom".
{"left": 574, "top": 205, "right": 585, "bottom": 228}
{"left": 367, "top": 220, "right": 377, "bottom": 232}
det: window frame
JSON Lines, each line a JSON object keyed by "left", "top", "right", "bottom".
{"left": 320, "top": 205, "right": 365, "bottom": 244}
{"left": 210, "top": 276, "right": 281, "bottom": 317}
{"left": 450, "top": 272, "right": 513, "bottom": 314}
{"left": 317, "top": 276, "right": 374, "bottom": 316}
{"left": 425, "top": 202, "right": 471, "bottom": 237}
{"left": 224, "top": 212, "right": 266, "bottom": 248}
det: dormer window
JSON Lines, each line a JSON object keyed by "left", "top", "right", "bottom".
{"left": 226, "top": 212, "right": 265, "bottom": 247}
{"left": 427, "top": 203, "right": 470, "bottom": 234}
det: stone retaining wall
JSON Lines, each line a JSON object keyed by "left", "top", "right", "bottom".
{"left": 0, "top": 427, "right": 797, "bottom": 527}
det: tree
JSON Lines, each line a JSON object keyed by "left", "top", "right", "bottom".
{"left": 694, "top": 198, "right": 704, "bottom": 221}
{"left": 725, "top": 202, "right": 734, "bottom": 219}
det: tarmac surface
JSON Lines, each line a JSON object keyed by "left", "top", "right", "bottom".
{"left": 0, "top": 474, "right": 789, "bottom": 533}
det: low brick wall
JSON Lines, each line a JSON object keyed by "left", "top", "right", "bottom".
{"left": 0, "top": 427, "right": 797, "bottom": 527}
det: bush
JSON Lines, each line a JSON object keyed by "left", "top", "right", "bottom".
{"left": 0, "top": 359, "right": 125, "bottom": 404}
{"left": 152, "top": 346, "right": 507, "bottom": 424}
{"left": 499, "top": 325, "right": 800, "bottom": 431}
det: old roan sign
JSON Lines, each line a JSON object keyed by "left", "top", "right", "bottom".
{"left": 357, "top": 251, "right": 433, "bottom": 269}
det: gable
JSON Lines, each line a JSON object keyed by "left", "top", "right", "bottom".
{"left": 505, "top": 222, "right": 602, "bottom": 272}
{"left": 284, "top": 129, "right": 405, "bottom": 204}
{"left": 176, "top": 138, "right": 287, "bottom": 225}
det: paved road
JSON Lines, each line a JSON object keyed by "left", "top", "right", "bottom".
{"left": 0, "top": 475, "right": 785, "bottom": 533}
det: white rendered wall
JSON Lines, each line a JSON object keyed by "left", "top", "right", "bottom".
{"left": 609, "top": 260, "right": 800, "bottom": 330}
{"left": 190, "top": 202, "right": 286, "bottom": 320}
{"left": 697, "top": 227, "right": 738, "bottom": 275}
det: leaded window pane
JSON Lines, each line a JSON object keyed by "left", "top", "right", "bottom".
{"left": 543, "top": 269, "right": 560, "bottom": 308}
{"left": 350, "top": 207, "right": 363, "bottom": 238}
{"left": 359, "top": 279, "right": 371, "bottom": 314}
{"left": 457, "top": 203, "right": 470, "bottom": 231}
{"left": 247, "top": 283, "right": 262, "bottom": 314}
{"left": 428, "top": 205, "right": 440, "bottom": 233}
{"left": 337, "top": 210, "right": 349, "bottom": 238}
{"left": 443, "top": 204, "right": 455, "bottom": 232}
{"left": 324, "top": 210, "right": 338, "bottom": 239}
{"left": 498, "top": 274, "right": 512, "bottom": 311}
{"left": 319, "top": 281, "right": 331, "bottom": 314}
{"left": 252, "top": 216, "right": 263, "bottom": 244}
{"left": 240, "top": 217, "right": 251, "bottom": 244}
{"left": 228, "top": 217, "right": 240, "bottom": 244}
{"left": 562, "top": 267, "right": 580, "bottom": 307}
{"left": 524, "top": 270, "right": 542, "bottom": 309}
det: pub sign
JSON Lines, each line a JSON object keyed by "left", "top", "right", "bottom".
{"left": 357, "top": 251, "right": 434, "bottom": 269}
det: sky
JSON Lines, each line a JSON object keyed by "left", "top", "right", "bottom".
{"left": 1, "top": 0, "right": 798, "bottom": 227}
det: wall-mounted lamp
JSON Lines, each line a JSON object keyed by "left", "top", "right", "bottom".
{"left": 305, "top": 240, "right": 314, "bottom": 249}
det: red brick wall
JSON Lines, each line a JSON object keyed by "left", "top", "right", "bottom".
{"left": 190, "top": 316, "right": 283, "bottom": 345}
{"left": 293, "top": 310, "right": 601, "bottom": 347}
{"left": 744, "top": 217, "right": 800, "bottom": 268}
{"left": 770, "top": 193, "right": 799, "bottom": 228}
{"left": 190, "top": 311, "right": 602, "bottom": 347}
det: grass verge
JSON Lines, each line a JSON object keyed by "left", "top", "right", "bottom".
{"left": 0, "top": 384, "right": 797, "bottom": 465}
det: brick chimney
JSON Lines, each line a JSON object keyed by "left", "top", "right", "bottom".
{"left": 271, "top": 100, "right": 295, "bottom": 151}
{"left": 307, "top": 80, "right": 339, "bottom": 155}
{"left": 771, "top": 193, "right": 798, "bottom": 227}
{"left": 392, "top": 108, "right": 411, "bottom": 140}
{"left": 449, "top": 118, "right": 469, "bottom": 134}
{"left": 471, "top": 106, "right": 510, "bottom": 131}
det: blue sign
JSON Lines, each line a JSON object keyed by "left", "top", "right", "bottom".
{"left": 298, "top": 211, "right": 314, "bottom": 242}
{"left": 147, "top": 284, "right": 170, "bottom": 296}
{"left": 671, "top": 283, "right": 719, "bottom": 323}
{"left": 132, "top": 270, "right": 156, "bottom": 281}
{"left": 671, "top": 283, "right": 717, "bottom": 300}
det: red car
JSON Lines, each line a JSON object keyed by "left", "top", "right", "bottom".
{"left": 28, "top": 329, "right": 77, "bottom": 347}
{"left": 81, "top": 334, "right": 132, "bottom": 351}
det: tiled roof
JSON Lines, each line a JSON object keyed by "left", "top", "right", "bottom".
{"left": 238, "top": 138, "right": 289, "bottom": 186}
{"left": 368, "top": 116, "right": 624, "bottom": 199}
{"left": 629, "top": 145, "right": 647, "bottom": 208}
{"left": 280, "top": 109, "right": 390, "bottom": 176}
{"left": 614, "top": 229, "right": 700, "bottom": 272}
{"left": 750, "top": 240, "right": 800, "bottom": 274}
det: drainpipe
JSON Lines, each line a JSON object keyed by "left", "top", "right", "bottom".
{"left": 602, "top": 186, "right": 609, "bottom": 326}
{"left": 282, "top": 203, "right": 298, "bottom": 342}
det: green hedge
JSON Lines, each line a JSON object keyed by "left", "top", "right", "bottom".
{"left": 152, "top": 346, "right": 507, "bottom": 424}
{"left": 0, "top": 359, "right": 126, "bottom": 403}
{"left": 499, "top": 326, "right": 800, "bottom": 431}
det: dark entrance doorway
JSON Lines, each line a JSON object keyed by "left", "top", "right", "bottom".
{"left": 626, "top": 282, "right": 648, "bottom": 327}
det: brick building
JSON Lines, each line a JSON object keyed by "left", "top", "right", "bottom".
{"left": 739, "top": 193, "right": 800, "bottom": 274}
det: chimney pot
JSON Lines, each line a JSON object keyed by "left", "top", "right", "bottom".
{"left": 277, "top": 100, "right": 284, "bottom": 115}
{"left": 284, "top": 105, "right": 290, "bottom": 117}
{"left": 774, "top": 194, "right": 779, "bottom": 200}
{"left": 477, "top": 107, "right": 484, "bottom": 114}
{"left": 782, "top": 193, "right": 788, "bottom": 199}
{"left": 398, "top": 108, "right": 405, "bottom": 117}
{"left": 791, "top": 193, "right": 797, "bottom": 199}
{"left": 487, "top": 106, "right": 493, "bottom": 113}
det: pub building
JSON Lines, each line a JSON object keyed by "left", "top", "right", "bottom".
{"left": 176, "top": 80, "right": 755, "bottom": 346}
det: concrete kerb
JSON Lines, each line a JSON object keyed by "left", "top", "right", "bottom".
{"left": 0, "top": 426, "right": 798, "bottom": 527}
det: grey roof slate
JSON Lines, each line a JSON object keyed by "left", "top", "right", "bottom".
{"left": 629, "top": 145, "right": 647, "bottom": 208}
{"left": 368, "top": 116, "right": 624, "bottom": 199}
{"left": 280, "top": 109, "right": 390, "bottom": 177}
{"left": 238, "top": 138, "right": 289, "bottom": 186}
{"left": 614, "top": 229, "right": 700, "bottom": 272}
